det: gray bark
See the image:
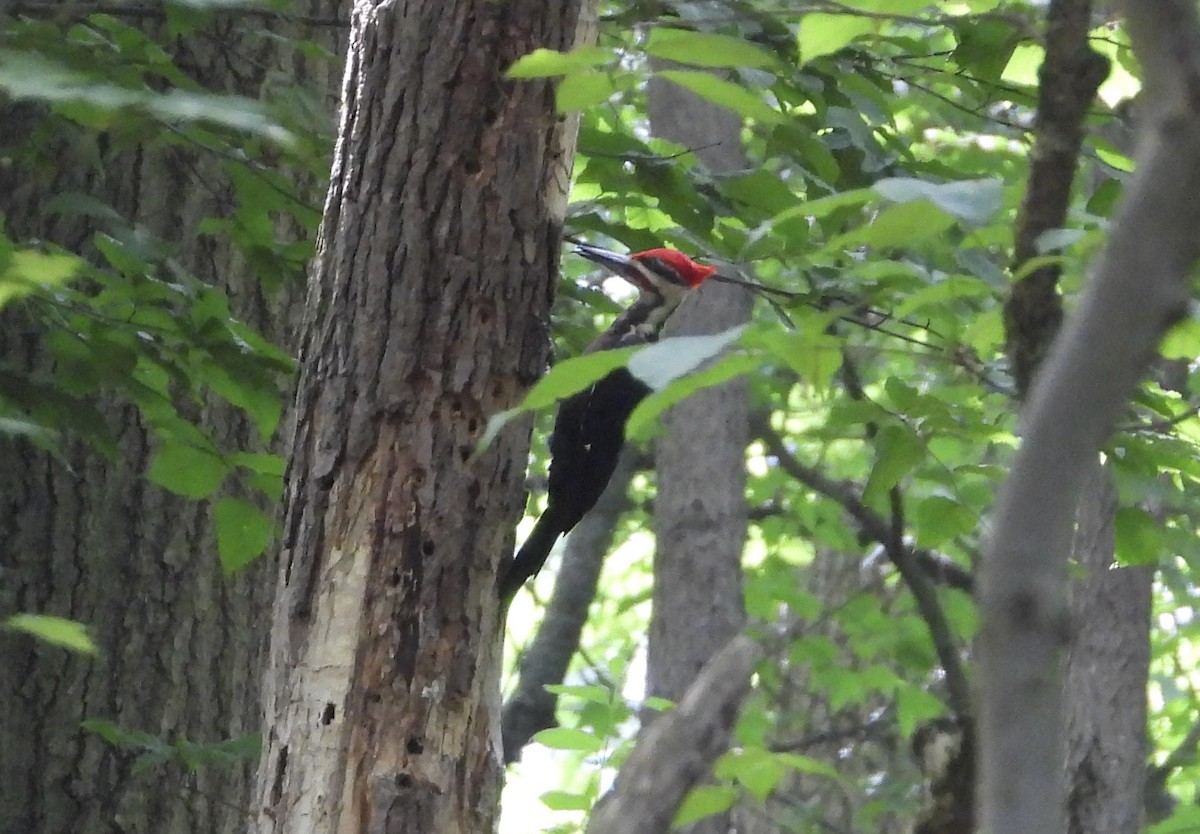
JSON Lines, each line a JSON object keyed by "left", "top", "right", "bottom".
{"left": 250, "top": 1, "right": 594, "bottom": 832}
{"left": 0, "top": 8, "right": 340, "bottom": 834}
{"left": 645, "top": 70, "right": 752, "bottom": 834}
{"left": 644, "top": 70, "right": 750, "bottom": 707}
{"left": 977, "top": 3, "right": 1200, "bottom": 831}
{"left": 1064, "top": 463, "right": 1152, "bottom": 834}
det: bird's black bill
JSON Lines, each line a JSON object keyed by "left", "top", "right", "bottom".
{"left": 574, "top": 243, "right": 634, "bottom": 274}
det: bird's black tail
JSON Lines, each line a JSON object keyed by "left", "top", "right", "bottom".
{"left": 499, "top": 510, "right": 566, "bottom": 605}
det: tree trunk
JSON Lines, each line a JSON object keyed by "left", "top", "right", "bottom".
{"left": 1064, "top": 462, "right": 1151, "bottom": 834}
{"left": 645, "top": 75, "right": 750, "bottom": 701}
{"left": 251, "top": 2, "right": 593, "bottom": 831}
{"left": 644, "top": 71, "right": 751, "bottom": 834}
{"left": 0, "top": 10, "right": 340, "bottom": 834}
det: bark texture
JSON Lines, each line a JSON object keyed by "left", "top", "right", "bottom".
{"left": 978, "top": 3, "right": 1200, "bottom": 831}
{"left": 0, "top": 9, "right": 339, "bottom": 834}
{"left": 1064, "top": 462, "right": 1152, "bottom": 834}
{"left": 644, "top": 71, "right": 750, "bottom": 704}
{"left": 252, "top": 2, "right": 593, "bottom": 832}
{"left": 644, "top": 73, "right": 751, "bottom": 834}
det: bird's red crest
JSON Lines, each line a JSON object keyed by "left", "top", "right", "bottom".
{"left": 632, "top": 248, "right": 717, "bottom": 288}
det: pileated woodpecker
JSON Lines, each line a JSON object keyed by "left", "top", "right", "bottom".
{"left": 498, "top": 244, "right": 717, "bottom": 604}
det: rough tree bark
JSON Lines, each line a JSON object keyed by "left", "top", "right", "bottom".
{"left": 0, "top": 7, "right": 340, "bottom": 834}
{"left": 251, "top": 2, "right": 593, "bottom": 832}
{"left": 643, "top": 71, "right": 751, "bottom": 834}
{"left": 1064, "top": 462, "right": 1152, "bottom": 834}
{"left": 644, "top": 71, "right": 750, "bottom": 706}
{"left": 978, "top": 3, "right": 1200, "bottom": 832}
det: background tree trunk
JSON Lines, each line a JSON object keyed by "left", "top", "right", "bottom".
{"left": 0, "top": 8, "right": 340, "bottom": 834}
{"left": 251, "top": 1, "right": 594, "bottom": 831}
{"left": 644, "top": 70, "right": 752, "bottom": 834}
{"left": 1064, "top": 462, "right": 1152, "bottom": 834}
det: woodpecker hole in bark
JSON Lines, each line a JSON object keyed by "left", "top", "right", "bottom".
{"left": 406, "top": 737, "right": 424, "bottom": 754}
{"left": 320, "top": 702, "right": 336, "bottom": 725}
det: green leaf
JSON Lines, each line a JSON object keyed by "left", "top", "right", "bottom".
{"left": 214, "top": 497, "right": 273, "bottom": 574}
{"left": 626, "top": 350, "right": 756, "bottom": 440}
{"left": 1161, "top": 318, "right": 1200, "bottom": 360}
{"left": 506, "top": 46, "right": 612, "bottom": 78}
{"left": 873, "top": 177, "right": 1003, "bottom": 226}
{"left": 532, "top": 726, "right": 604, "bottom": 753}
{"left": 893, "top": 275, "right": 993, "bottom": 318}
{"left": 895, "top": 686, "right": 946, "bottom": 737}
{"left": 5, "top": 613, "right": 97, "bottom": 654}
{"left": 476, "top": 347, "right": 636, "bottom": 452}
{"left": 655, "top": 70, "right": 784, "bottom": 125}
{"left": 628, "top": 326, "right": 747, "bottom": 392}
{"left": 556, "top": 71, "right": 622, "bottom": 112}
{"left": 0, "top": 250, "right": 83, "bottom": 307}
{"left": 644, "top": 30, "right": 778, "bottom": 69}
{"left": 758, "top": 329, "right": 842, "bottom": 391}
{"left": 542, "top": 683, "right": 615, "bottom": 704}
{"left": 673, "top": 784, "right": 737, "bottom": 828}
{"left": 540, "top": 790, "right": 593, "bottom": 811}
{"left": 776, "top": 751, "right": 842, "bottom": 781}
{"left": 1114, "top": 506, "right": 1162, "bottom": 566}
{"left": 952, "top": 17, "right": 1022, "bottom": 81}
{"left": 147, "top": 442, "right": 228, "bottom": 499}
{"left": 721, "top": 749, "right": 786, "bottom": 800}
{"left": 864, "top": 424, "right": 924, "bottom": 503}
{"left": 643, "top": 696, "right": 675, "bottom": 712}
{"left": 799, "top": 14, "right": 874, "bottom": 63}
{"left": 844, "top": 199, "right": 956, "bottom": 249}
{"left": 914, "top": 496, "right": 976, "bottom": 549}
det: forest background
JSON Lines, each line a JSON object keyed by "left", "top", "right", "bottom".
{"left": 2, "top": 1, "right": 1199, "bottom": 834}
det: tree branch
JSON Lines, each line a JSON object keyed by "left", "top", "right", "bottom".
{"left": 752, "top": 415, "right": 972, "bottom": 718}
{"left": 585, "top": 634, "right": 764, "bottom": 834}
{"left": 1003, "top": 0, "right": 1110, "bottom": 395}
{"left": 752, "top": 417, "right": 974, "bottom": 597}
{"left": 978, "top": 3, "right": 1200, "bottom": 831}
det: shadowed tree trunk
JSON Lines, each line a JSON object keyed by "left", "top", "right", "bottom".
{"left": 0, "top": 6, "right": 342, "bottom": 834}
{"left": 251, "top": 1, "right": 594, "bottom": 831}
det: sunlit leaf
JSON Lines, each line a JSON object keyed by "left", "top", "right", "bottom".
{"left": 556, "top": 71, "right": 622, "bottom": 112}
{"left": 507, "top": 46, "right": 612, "bottom": 78}
{"left": 0, "top": 250, "right": 83, "bottom": 307}
{"left": 799, "top": 14, "right": 874, "bottom": 63}
{"left": 540, "top": 790, "right": 592, "bottom": 811}
{"left": 645, "top": 30, "right": 779, "bottom": 69}
{"left": 532, "top": 726, "right": 604, "bottom": 753}
{"left": 5, "top": 614, "right": 97, "bottom": 654}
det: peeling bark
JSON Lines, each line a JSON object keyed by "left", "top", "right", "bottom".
{"left": 252, "top": 2, "right": 594, "bottom": 832}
